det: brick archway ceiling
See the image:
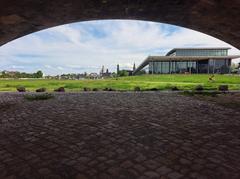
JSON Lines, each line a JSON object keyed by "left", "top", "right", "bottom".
{"left": 1, "top": 0, "right": 240, "bottom": 48}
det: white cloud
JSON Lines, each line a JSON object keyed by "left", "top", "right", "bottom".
{"left": 11, "top": 65, "right": 25, "bottom": 69}
{"left": 0, "top": 20, "right": 239, "bottom": 75}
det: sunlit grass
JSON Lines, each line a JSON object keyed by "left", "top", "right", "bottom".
{"left": 0, "top": 74, "right": 239, "bottom": 92}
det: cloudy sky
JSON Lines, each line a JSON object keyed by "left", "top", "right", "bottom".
{"left": 0, "top": 20, "right": 239, "bottom": 75}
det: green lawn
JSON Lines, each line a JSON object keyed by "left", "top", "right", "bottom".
{"left": 0, "top": 74, "right": 239, "bottom": 92}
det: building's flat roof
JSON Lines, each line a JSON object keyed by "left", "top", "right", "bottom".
{"left": 133, "top": 55, "right": 240, "bottom": 75}
{"left": 166, "top": 47, "right": 231, "bottom": 56}
{"left": 149, "top": 55, "right": 239, "bottom": 61}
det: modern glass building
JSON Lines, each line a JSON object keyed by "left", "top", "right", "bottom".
{"left": 133, "top": 48, "right": 240, "bottom": 75}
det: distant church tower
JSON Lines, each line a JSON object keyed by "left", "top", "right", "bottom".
{"left": 101, "top": 65, "right": 105, "bottom": 74}
{"left": 133, "top": 62, "right": 136, "bottom": 71}
{"left": 117, "top": 64, "right": 120, "bottom": 75}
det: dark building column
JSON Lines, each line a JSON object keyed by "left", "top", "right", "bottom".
{"left": 207, "top": 60, "right": 210, "bottom": 74}
{"left": 196, "top": 61, "right": 199, "bottom": 74}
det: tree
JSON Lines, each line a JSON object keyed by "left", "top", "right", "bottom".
{"left": 35, "top": 70, "right": 43, "bottom": 78}
{"left": 118, "top": 70, "right": 129, "bottom": 77}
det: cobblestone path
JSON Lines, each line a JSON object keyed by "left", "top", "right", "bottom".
{"left": 0, "top": 92, "right": 240, "bottom": 179}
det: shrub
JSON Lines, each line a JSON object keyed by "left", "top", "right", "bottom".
{"left": 218, "top": 85, "right": 228, "bottom": 91}
{"left": 16, "top": 86, "right": 26, "bottom": 92}
{"left": 36, "top": 88, "right": 46, "bottom": 92}
{"left": 134, "top": 86, "right": 141, "bottom": 91}
{"left": 24, "top": 93, "right": 54, "bottom": 101}
{"left": 149, "top": 88, "right": 158, "bottom": 91}
{"left": 92, "top": 88, "right": 99, "bottom": 91}
{"left": 195, "top": 85, "right": 204, "bottom": 91}
{"left": 54, "top": 87, "right": 65, "bottom": 92}
{"left": 103, "top": 87, "right": 109, "bottom": 91}
{"left": 171, "top": 86, "right": 179, "bottom": 91}
{"left": 83, "top": 87, "right": 91, "bottom": 91}
{"left": 103, "top": 87, "right": 115, "bottom": 91}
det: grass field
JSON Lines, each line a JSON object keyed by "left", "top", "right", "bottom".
{"left": 0, "top": 74, "right": 239, "bottom": 92}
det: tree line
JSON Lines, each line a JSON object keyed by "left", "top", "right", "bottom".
{"left": 0, "top": 70, "right": 43, "bottom": 78}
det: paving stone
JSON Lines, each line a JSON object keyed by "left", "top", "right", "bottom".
{"left": 38, "top": 168, "right": 52, "bottom": 175}
{"left": 4, "top": 175, "right": 17, "bottom": 179}
{"left": 120, "top": 160, "right": 133, "bottom": 168}
{"left": 168, "top": 171, "right": 183, "bottom": 179}
{"left": 0, "top": 92, "right": 239, "bottom": 178}
{"left": 191, "top": 164, "right": 204, "bottom": 171}
{"left": 144, "top": 171, "right": 159, "bottom": 178}
{"left": 157, "top": 166, "right": 172, "bottom": 175}
{"left": 144, "top": 160, "right": 159, "bottom": 170}
{"left": 75, "top": 174, "right": 88, "bottom": 179}
{"left": 134, "top": 164, "right": 146, "bottom": 172}
{"left": 179, "top": 158, "right": 191, "bottom": 165}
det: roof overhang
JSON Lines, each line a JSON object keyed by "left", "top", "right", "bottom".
{"left": 148, "top": 55, "right": 240, "bottom": 61}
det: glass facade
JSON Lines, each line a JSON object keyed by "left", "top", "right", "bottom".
{"left": 208, "top": 59, "right": 230, "bottom": 74}
{"left": 146, "top": 48, "right": 231, "bottom": 74}
{"left": 149, "top": 61, "right": 197, "bottom": 74}
{"left": 149, "top": 59, "right": 231, "bottom": 74}
{"left": 168, "top": 49, "right": 228, "bottom": 56}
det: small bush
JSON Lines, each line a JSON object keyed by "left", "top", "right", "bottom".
{"left": 149, "top": 88, "right": 158, "bottom": 91}
{"left": 218, "top": 85, "right": 228, "bottom": 91}
{"left": 103, "top": 87, "right": 109, "bottom": 91}
{"left": 134, "top": 86, "right": 141, "bottom": 91}
{"left": 103, "top": 87, "right": 115, "bottom": 91}
{"left": 171, "top": 86, "right": 179, "bottom": 91}
{"left": 195, "top": 85, "right": 204, "bottom": 91}
{"left": 92, "top": 88, "right": 99, "bottom": 91}
{"left": 36, "top": 88, "right": 46, "bottom": 92}
{"left": 24, "top": 93, "right": 54, "bottom": 101}
{"left": 83, "top": 87, "right": 91, "bottom": 91}
{"left": 54, "top": 87, "right": 65, "bottom": 92}
{"left": 16, "top": 86, "right": 26, "bottom": 92}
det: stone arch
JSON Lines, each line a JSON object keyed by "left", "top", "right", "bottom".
{"left": 1, "top": 0, "right": 240, "bottom": 48}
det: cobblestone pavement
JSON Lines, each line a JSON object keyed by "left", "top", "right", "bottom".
{"left": 0, "top": 92, "right": 240, "bottom": 179}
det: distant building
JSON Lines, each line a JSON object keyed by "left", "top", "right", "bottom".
{"left": 117, "top": 64, "right": 120, "bottom": 75}
{"left": 99, "top": 65, "right": 113, "bottom": 78}
{"left": 100, "top": 65, "right": 105, "bottom": 75}
{"left": 89, "top": 73, "right": 99, "bottom": 79}
{"left": 117, "top": 63, "right": 136, "bottom": 76}
{"left": 133, "top": 63, "right": 136, "bottom": 71}
{"left": 101, "top": 68, "right": 112, "bottom": 77}
{"left": 133, "top": 48, "right": 240, "bottom": 75}
{"left": 3, "top": 70, "right": 18, "bottom": 77}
